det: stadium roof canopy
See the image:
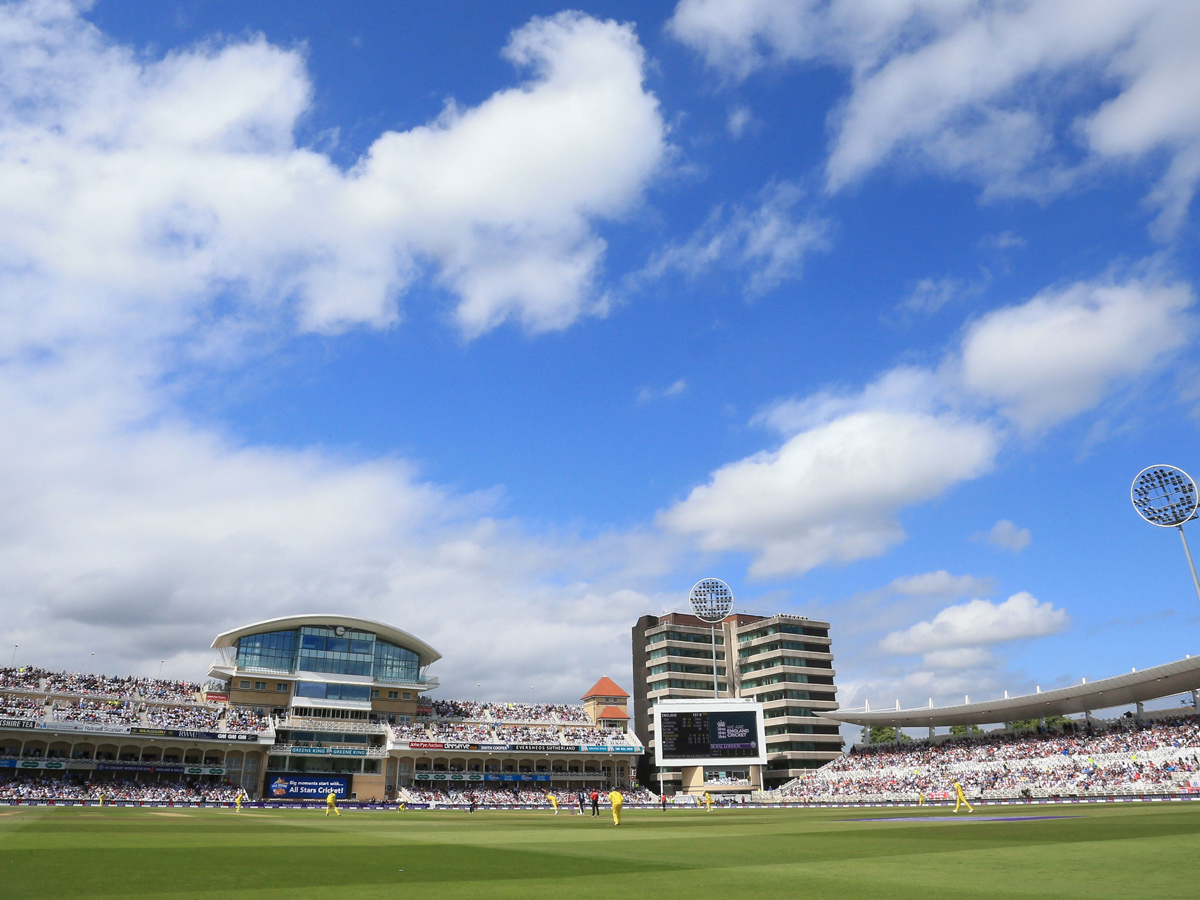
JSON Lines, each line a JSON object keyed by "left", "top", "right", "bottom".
{"left": 211, "top": 614, "right": 442, "bottom": 667}
{"left": 827, "top": 654, "right": 1200, "bottom": 728}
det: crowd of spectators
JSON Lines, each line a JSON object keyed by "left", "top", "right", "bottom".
{"left": 560, "top": 726, "right": 628, "bottom": 745}
{"left": 145, "top": 704, "right": 222, "bottom": 730}
{"left": 429, "top": 700, "right": 594, "bottom": 724}
{"left": 6, "top": 667, "right": 202, "bottom": 703}
{"left": 425, "top": 722, "right": 493, "bottom": 742}
{"left": 51, "top": 699, "right": 140, "bottom": 725}
{"left": 492, "top": 724, "right": 560, "bottom": 743}
{"left": 396, "top": 720, "right": 632, "bottom": 746}
{"left": 781, "top": 715, "right": 1200, "bottom": 801}
{"left": 1, "top": 693, "right": 45, "bottom": 719}
{"left": 0, "top": 774, "right": 242, "bottom": 802}
{"left": 390, "top": 722, "right": 429, "bottom": 741}
{"left": 488, "top": 703, "right": 591, "bottom": 724}
{"left": 406, "top": 786, "right": 658, "bottom": 806}
{"left": 0, "top": 667, "right": 49, "bottom": 691}
{"left": 430, "top": 700, "right": 489, "bottom": 719}
{"left": 224, "top": 707, "right": 269, "bottom": 733}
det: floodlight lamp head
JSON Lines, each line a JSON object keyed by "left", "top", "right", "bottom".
{"left": 1131, "top": 464, "right": 1199, "bottom": 528}
{"left": 688, "top": 578, "right": 734, "bottom": 623}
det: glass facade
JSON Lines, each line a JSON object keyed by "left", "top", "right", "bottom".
{"left": 234, "top": 624, "right": 423, "bottom": 685}
{"left": 298, "top": 626, "right": 376, "bottom": 676}
{"left": 374, "top": 641, "right": 420, "bottom": 683}
{"left": 235, "top": 630, "right": 297, "bottom": 673}
{"left": 295, "top": 681, "right": 372, "bottom": 702}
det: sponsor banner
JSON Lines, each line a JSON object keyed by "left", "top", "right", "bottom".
{"left": 485, "top": 773, "right": 551, "bottom": 782}
{"left": 510, "top": 743, "right": 567, "bottom": 753}
{"left": 128, "top": 726, "right": 260, "bottom": 742}
{"left": 0, "top": 717, "right": 40, "bottom": 730}
{"left": 204, "top": 692, "right": 229, "bottom": 703}
{"left": 407, "top": 741, "right": 444, "bottom": 750}
{"left": 476, "top": 743, "right": 509, "bottom": 752}
{"left": 37, "top": 722, "right": 131, "bottom": 735}
{"left": 266, "top": 773, "right": 348, "bottom": 799}
{"left": 414, "top": 772, "right": 485, "bottom": 782}
{"left": 286, "top": 746, "right": 366, "bottom": 757}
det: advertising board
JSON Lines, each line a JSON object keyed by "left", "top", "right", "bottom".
{"left": 266, "top": 774, "right": 349, "bottom": 799}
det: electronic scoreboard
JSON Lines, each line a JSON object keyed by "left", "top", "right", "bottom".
{"left": 653, "top": 698, "right": 767, "bottom": 767}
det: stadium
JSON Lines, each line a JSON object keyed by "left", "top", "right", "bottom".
{"left": 5, "top": 610, "right": 1200, "bottom": 900}
{"left": 1, "top": 614, "right": 643, "bottom": 806}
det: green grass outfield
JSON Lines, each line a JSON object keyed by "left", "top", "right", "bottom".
{"left": 3, "top": 803, "right": 1199, "bottom": 900}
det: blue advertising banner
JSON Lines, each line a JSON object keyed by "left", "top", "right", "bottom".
{"left": 266, "top": 774, "right": 348, "bottom": 799}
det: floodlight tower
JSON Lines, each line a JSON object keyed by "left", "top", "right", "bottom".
{"left": 1131, "top": 465, "right": 1200, "bottom": 606}
{"left": 688, "top": 578, "right": 734, "bottom": 698}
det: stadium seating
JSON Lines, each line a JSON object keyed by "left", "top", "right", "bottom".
{"left": 777, "top": 715, "right": 1200, "bottom": 801}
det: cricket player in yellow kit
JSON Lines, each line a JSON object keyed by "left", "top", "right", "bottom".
{"left": 235, "top": 790, "right": 245, "bottom": 813}
{"left": 702, "top": 791, "right": 713, "bottom": 811}
{"left": 546, "top": 792, "right": 559, "bottom": 814}
{"left": 325, "top": 791, "right": 341, "bottom": 817}
{"left": 608, "top": 789, "right": 623, "bottom": 825}
{"left": 953, "top": 781, "right": 973, "bottom": 813}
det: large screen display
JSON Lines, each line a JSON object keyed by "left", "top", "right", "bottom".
{"left": 266, "top": 774, "right": 349, "bottom": 799}
{"left": 653, "top": 700, "right": 766, "bottom": 766}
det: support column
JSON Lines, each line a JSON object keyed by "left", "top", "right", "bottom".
{"left": 1135, "top": 701, "right": 1144, "bottom": 723}
{"left": 1191, "top": 689, "right": 1198, "bottom": 710}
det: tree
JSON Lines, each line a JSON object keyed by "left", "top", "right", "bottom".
{"left": 949, "top": 724, "right": 982, "bottom": 736}
{"left": 869, "top": 726, "right": 910, "bottom": 744}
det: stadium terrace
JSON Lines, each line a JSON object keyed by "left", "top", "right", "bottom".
{"left": 1, "top": 615, "right": 641, "bottom": 803}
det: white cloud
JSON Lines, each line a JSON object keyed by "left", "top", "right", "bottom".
{"left": 977, "top": 519, "right": 1032, "bottom": 552}
{"left": 902, "top": 275, "right": 985, "bottom": 315}
{"left": 663, "top": 267, "right": 1194, "bottom": 578}
{"left": 959, "top": 276, "right": 1194, "bottom": 430}
{"left": 0, "top": 3, "right": 667, "bottom": 345}
{"left": 887, "top": 571, "right": 995, "bottom": 598}
{"left": 921, "top": 647, "right": 995, "bottom": 670}
{"left": 880, "top": 592, "right": 1069, "bottom": 655}
{"left": 658, "top": 410, "right": 998, "bottom": 577}
{"left": 0, "top": 361, "right": 678, "bottom": 699}
{"left": 640, "top": 181, "right": 830, "bottom": 293}
{"left": 637, "top": 378, "right": 687, "bottom": 404}
{"left": 727, "top": 104, "right": 757, "bottom": 139}
{"left": 669, "top": 0, "right": 1200, "bottom": 234}
{"left": 0, "top": 3, "right": 682, "bottom": 701}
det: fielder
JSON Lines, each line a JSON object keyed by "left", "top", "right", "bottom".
{"left": 608, "top": 788, "right": 623, "bottom": 826}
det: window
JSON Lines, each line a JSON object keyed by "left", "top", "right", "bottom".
{"left": 253, "top": 681, "right": 267, "bottom": 690}
{"left": 373, "top": 640, "right": 420, "bottom": 683}
{"left": 402, "top": 691, "right": 411, "bottom": 700}
{"left": 387, "top": 690, "right": 399, "bottom": 699}
{"left": 297, "top": 626, "right": 376, "bottom": 677}
{"left": 236, "top": 630, "right": 298, "bottom": 673}
{"left": 295, "top": 681, "right": 372, "bottom": 702}
{"left": 239, "top": 680, "right": 250, "bottom": 689}
{"left": 276, "top": 683, "right": 290, "bottom": 692}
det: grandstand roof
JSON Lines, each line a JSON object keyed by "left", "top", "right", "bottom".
{"left": 210, "top": 614, "right": 441, "bottom": 666}
{"left": 596, "top": 705, "right": 629, "bottom": 720}
{"left": 827, "top": 653, "right": 1200, "bottom": 728}
{"left": 582, "top": 676, "right": 628, "bottom": 700}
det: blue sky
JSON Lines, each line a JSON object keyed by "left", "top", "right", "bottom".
{"left": 3, "top": 0, "right": 1200, "bottom": 719}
